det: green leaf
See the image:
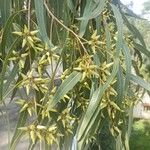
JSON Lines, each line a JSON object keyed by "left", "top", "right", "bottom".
{"left": 34, "top": 0, "right": 52, "bottom": 46}
{"left": 131, "top": 24, "right": 146, "bottom": 48}
{"left": 0, "top": 38, "right": 20, "bottom": 102}
{"left": 111, "top": 4, "right": 123, "bottom": 55}
{"left": 48, "top": 71, "right": 82, "bottom": 109}
{"left": 79, "top": 0, "right": 106, "bottom": 37}
{"left": 105, "top": 23, "right": 112, "bottom": 63}
{"left": 77, "top": 86, "right": 103, "bottom": 149}
{"left": 0, "top": 10, "right": 24, "bottom": 57}
{"left": 10, "top": 111, "right": 28, "bottom": 150}
{"left": 122, "top": 43, "right": 132, "bottom": 93}
{"left": 77, "top": 59, "right": 119, "bottom": 148}
{"left": 134, "top": 42, "right": 150, "bottom": 58}
{"left": 131, "top": 74, "right": 150, "bottom": 91}
{"left": 127, "top": 105, "right": 134, "bottom": 139}
{"left": 3, "top": 64, "right": 19, "bottom": 96}
{"left": 66, "top": 0, "right": 76, "bottom": 15}
{"left": 0, "top": 0, "right": 11, "bottom": 25}
{"left": 122, "top": 14, "right": 146, "bottom": 48}
{"left": 79, "top": 0, "right": 106, "bottom": 20}
{"left": 116, "top": 65, "right": 124, "bottom": 103}
{"left": 12, "top": 23, "right": 21, "bottom": 32}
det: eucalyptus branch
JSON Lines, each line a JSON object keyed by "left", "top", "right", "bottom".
{"left": 43, "top": 0, "right": 88, "bottom": 54}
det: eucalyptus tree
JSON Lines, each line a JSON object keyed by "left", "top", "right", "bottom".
{"left": 0, "top": 0, "right": 150, "bottom": 150}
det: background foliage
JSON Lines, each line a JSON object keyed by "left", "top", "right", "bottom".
{"left": 130, "top": 119, "right": 150, "bottom": 150}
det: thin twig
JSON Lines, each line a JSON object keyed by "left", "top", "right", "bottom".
{"left": 27, "top": 0, "right": 31, "bottom": 29}
{"left": 50, "top": 17, "right": 54, "bottom": 42}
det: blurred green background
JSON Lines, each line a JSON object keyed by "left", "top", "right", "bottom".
{"left": 130, "top": 119, "right": 150, "bottom": 150}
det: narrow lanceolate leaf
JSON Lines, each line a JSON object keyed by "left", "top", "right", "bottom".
{"left": 111, "top": 4, "right": 123, "bottom": 55}
{"left": 34, "top": 0, "right": 52, "bottom": 46}
{"left": 122, "top": 43, "right": 132, "bottom": 93}
{"left": 10, "top": 111, "right": 28, "bottom": 150}
{"left": 48, "top": 71, "right": 82, "bottom": 109}
{"left": 0, "top": 0, "right": 11, "bottom": 25}
{"left": 77, "top": 86, "right": 103, "bottom": 149}
{"left": 77, "top": 59, "right": 119, "bottom": 148}
{"left": 122, "top": 14, "right": 146, "bottom": 48}
{"left": 116, "top": 65, "right": 124, "bottom": 103}
{"left": 66, "top": 0, "right": 76, "bottom": 15}
{"left": 0, "top": 10, "right": 24, "bottom": 57}
{"left": 3, "top": 64, "right": 19, "bottom": 96}
{"left": 131, "top": 74, "right": 150, "bottom": 91}
{"left": 79, "top": 0, "right": 106, "bottom": 37}
{"left": 105, "top": 23, "right": 112, "bottom": 63}
{"left": 131, "top": 24, "right": 146, "bottom": 48}
{"left": 127, "top": 105, "right": 134, "bottom": 139}
{"left": 0, "top": 38, "right": 20, "bottom": 102}
{"left": 134, "top": 42, "right": 150, "bottom": 58}
{"left": 79, "top": 0, "right": 106, "bottom": 20}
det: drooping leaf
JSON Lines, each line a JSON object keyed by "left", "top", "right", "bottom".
{"left": 48, "top": 71, "right": 82, "bottom": 109}
{"left": 122, "top": 14, "right": 146, "bottom": 48}
{"left": 0, "top": 38, "right": 20, "bottom": 102}
{"left": 10, "top": 110, "right": 28, "bottom": 150}
{"left": 131, "top": 74, "right": 150, "bottom": 91}
{"left": 79, "top": 0, "right": 106, "bottom": 37}
{"left": 34, "top": 0, "right": 52, "bottom": 46}
{"left": 3, "top": 64, "right": 19, "bottom": 96}
{"left": 77, "top": 59, "right": 119, "bottom": 148}
{"left": 111, "top": 4, "right": 123, "bottom": 55}
{"left": 116, "top": 65, "right": 124, "bottom": 103}
{"left": 0, "top": 10, "right": 24, "bottom": 57}
{"left": 134, "top": 42, "right": 150, "bottom": 58}
{"left": 0, "top": 0, "right": 11, "bottom": 26}
{"left": 122, "top": 43, "right": 132, "bottom": 93}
